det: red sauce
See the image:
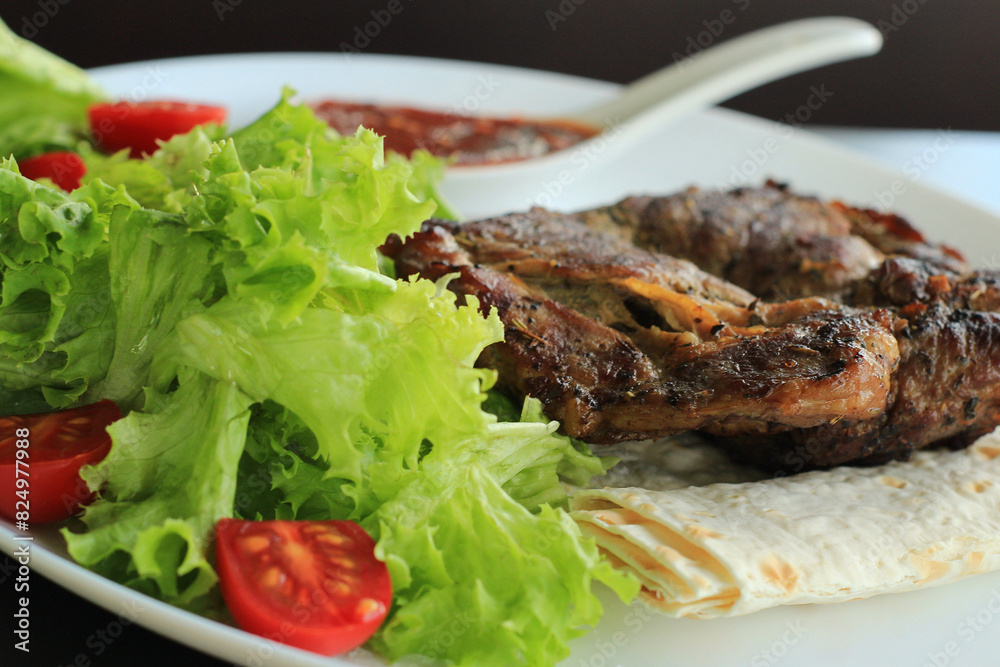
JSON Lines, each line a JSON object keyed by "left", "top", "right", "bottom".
{"left": 310, "top": 100, "right": 600, "bottom": 166}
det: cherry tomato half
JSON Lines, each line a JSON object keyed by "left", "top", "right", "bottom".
{"left": 0, "top": 400, "right": 121, "bottom": 524}
{"left": 18, "top": 151, "right": 86, "bottom": 191}
{"left": 88, "top": 100, "right": 227, "bottom": 158}
{"left": 215, "top": 519, "right": 392, "bottom": 656}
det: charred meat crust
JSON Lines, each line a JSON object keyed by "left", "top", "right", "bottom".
{"left": 715, "top": 304, "right": 1000, "bottom": 473}
{"left": 579, "top": 181, "right": 971, "bottom": 304}
{"left": 382, "top": 183, "right": 1000, "bottom": 473}
{"left": 579, "top": 181, "right": 887, "bottom": 301}
{"left": 846, "top": 256, "right": 1000, "bottom": 311}
{"left": 386, "top": 214, "right": 899, "bottom": 454}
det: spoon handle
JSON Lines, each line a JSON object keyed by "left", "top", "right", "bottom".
{"left": 572, "top": 17, "right": 882, "bottom": 128}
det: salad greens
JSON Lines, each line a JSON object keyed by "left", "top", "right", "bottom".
{"left": 0, "top": 18, "right": 105, "bottom": 158}
{"left": 0, "top": 18, "right": 638, "bottom": 667}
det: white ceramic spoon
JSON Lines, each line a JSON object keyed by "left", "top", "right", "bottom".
{"left": 439, "top": 16, "right": 882, "bottom": 210}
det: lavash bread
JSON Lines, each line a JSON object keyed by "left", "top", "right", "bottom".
{"left": 570, "top": 430, "right": 1000, "bottom": 618}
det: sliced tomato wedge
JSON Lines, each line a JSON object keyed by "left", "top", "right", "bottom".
{"left": 88, "top": 100, "right": 227, "bottom": 158}
{"left": 18, "top": 151, "right": 86, "bottom": 191}
{"left": 215, "top": 519, "right": 392, "bottom": 655}
{"left": 0, "top": 400, "right": 121, "bottom": 524}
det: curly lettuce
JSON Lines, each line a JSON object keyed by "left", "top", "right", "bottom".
{"left": 0, "top": 17, "right": 106, "bottom": 157}
{"left": 0, "top": 48, "right": 637, "bottom": 666}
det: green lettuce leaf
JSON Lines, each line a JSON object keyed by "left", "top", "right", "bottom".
{"left": 0, "top": 65, "right": 635, "bottom": 666}
{"left": 78, "top": 125, "right": 222, "bottom": 211}
{"left": 231, "top": 89, "right": 439, "bottom": 272}
{"left": 0, "top": 17, "right": 106, "bottom": 157}
{"left": 230, "top": 394, "right": 633, "bottom": 667}
{"left": 365, "top": 418, "right": 639, "bottom": 666}
{"left": 65, "top": 370, "right": 253, "bottom": 605}
{"left": 151, "top": 278, "right": 502, "bottom": 512}
{"left": 0, "top": 162, "right": 127, "bottom": 406}
{"left": 80, "top": 206, "right": 219, "bottom": 411}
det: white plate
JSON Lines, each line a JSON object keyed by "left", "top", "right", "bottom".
{"left": 4, "top": 52, "right": 1000, "bottom": 667}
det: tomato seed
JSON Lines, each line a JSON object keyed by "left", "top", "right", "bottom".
{"left": 324, "top": 579, "right": 351, "bottom": 596}
{"left": 241, "top": 535, "right": 271, "bottom": 554}
{"left": 261, "top": 566, "right": 283, "bottom": 590}
{"left": 354, "top": 597, "right": 385, "bottom": 623}
{"left": 314, "top": 533, "right": 350, "bottom": 547}
{"left": 326, "top": 556, "right": 357, "bottom": 571}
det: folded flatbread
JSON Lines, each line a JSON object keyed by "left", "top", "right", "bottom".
{"left": 570, "top": 430, "right": 1000, "bottom": 618}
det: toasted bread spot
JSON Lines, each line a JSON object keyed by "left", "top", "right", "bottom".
{"left": 966, "top": 480, "right": 993, "bottom": 494}
{"left": 685, "top": 523, "right": 722, "bottom": 540}
{"left": 654, "top": 545, "right": 684, "bottom": 562}
{"left": 965, "top": 551, "right": 985, "bottom": 574}
{"left": 759, "top": 554, "right": 799, "bottom": 594}
{"left": 910, "top": 555, "right": 951, "bottom": 584}
{"left": 593, "top": 510, "right": 627, "bottom": 526}
{"left": 642, "top": 586, "right": 664, "bottom": 601}
{"left": 974, "top": 445, "right": 1000, "bottom": 461}
{"left": 878, "top": 475, "right": 907, "bottom": 489}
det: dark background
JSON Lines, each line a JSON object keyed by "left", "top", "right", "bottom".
{"left": 1, "top": 1, "right": 998, "bottom": 666}
{"left": 2, "top": 0, "right": 1000, "bottom": 130}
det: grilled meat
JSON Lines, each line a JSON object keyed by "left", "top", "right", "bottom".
{"left": 846, "top": 256, "right": 1000, "bottom": 312}
{"left": 579, "top": 181, "right": 885, "bottom": 300}
{"left": 711, "top": 303, "right": 1000, "bottom": 472}
{"left": 828, "top": 204, "right": 1000, "bottom": 310}
{"left": 383, "top": 184, "right": 1000, "bottom": 472}
{"left": 834, "top": 203, "right": 967, "bottom": 275}
{"left": 579, "top": 181, "right": 967, "bottom": 302}
{"left": 591, "top": 181, "right": 998, "bottom": 312}
{"left": 570, "top": 182, "right": 1000, "bottom": 471}
{"left": 384, "top": 213, "right": 899, "bottom": 449}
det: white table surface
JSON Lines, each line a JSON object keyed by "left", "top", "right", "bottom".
{"left": 810, "top": 126, "right": 1000, "bottom": 215}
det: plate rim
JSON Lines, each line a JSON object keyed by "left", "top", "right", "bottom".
{"left": 4, "top": 49, "right": 1000, "bottom": 667}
